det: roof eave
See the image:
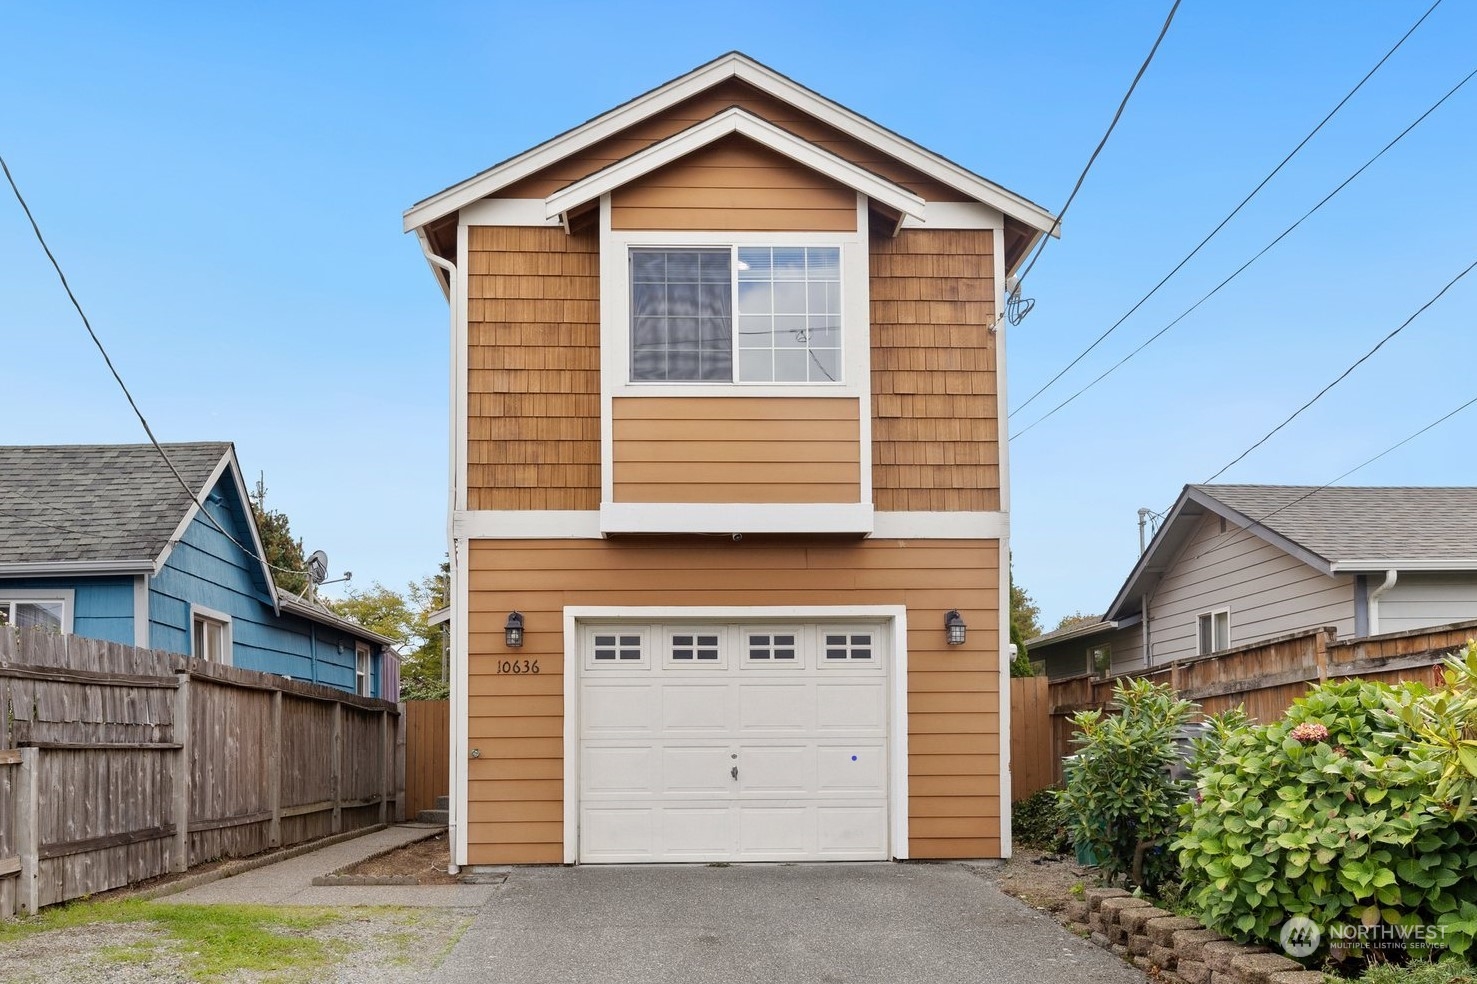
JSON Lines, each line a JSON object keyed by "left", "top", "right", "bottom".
{"left": 278, "top": 594, "right": 400, "bottom": 647}
{"left": 403, "top": 51, "right": 1057, "bottom": 236}
{"left": 1331, "top": 559, "right": 1477, "bottom": 573}
{"left": 0, "top": 560, "right": 157, "bottom": 577}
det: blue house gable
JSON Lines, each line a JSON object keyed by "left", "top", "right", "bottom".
{"left": 0, "top": 442, "right": 395, "bottom": 698}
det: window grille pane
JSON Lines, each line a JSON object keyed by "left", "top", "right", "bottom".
{"left": 15, "top": 602, "right": 62, "bottom": 632}
{"left": 733, "top": 246, "right": 841, "bottom": 383}
{"left": 630, "top": 249, "right": 732, "bottom": 382}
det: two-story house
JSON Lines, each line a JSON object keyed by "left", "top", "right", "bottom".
{"left": 404, "top": 53, "right": 1057, "bottom": 869}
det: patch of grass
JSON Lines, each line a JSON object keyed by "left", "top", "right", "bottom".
{"left": 0, "top": 900, "right": 342, "bottom": 981}
{"left": 99, "top": 939, "right": 160, "bottom": 966}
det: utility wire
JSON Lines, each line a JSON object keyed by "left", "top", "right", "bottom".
{"left": 1011, "top": 0, "right": 1182, "bottom": 290}
{"left": 1011, "top": 64, "right": 1477, "bottom": 442}
{"left": 1010, "top": 0, "right": 1444, "bottom": 418}
{"left": 1204, "top": 257, "right": 1477, "bottom": 483}
{"left": 1187, "top": 390, "right": 1477, "bottom": 564}
{"left": 0, "top": 154, "right": 309, "bottom": 581}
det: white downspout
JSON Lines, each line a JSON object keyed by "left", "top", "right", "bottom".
{"left": 1368, "top": 569, "right": 1398, "bottom": 636}
{"left": 418, "top": 234, "right": 462, "bottom": 874}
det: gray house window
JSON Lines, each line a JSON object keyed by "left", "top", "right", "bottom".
{"left": 1197, "top": 609, "right": 1230, "bottom": 655}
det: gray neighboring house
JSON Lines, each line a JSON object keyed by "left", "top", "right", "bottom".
{"left": 1030, "top": 484, "right": 1477, "bottom": 679}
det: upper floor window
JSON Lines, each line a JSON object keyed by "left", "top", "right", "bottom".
{"left": 630, "top": 246, "right": 841, "bottom": 384}
{"left": 192, "top": 608, "right": 231, "bottom": 664}
{"left": 0, "top": 598, "right": 64, "bottom": 633}
{"left": 1197, "top": 609, "right": 1230, "bottom": 656}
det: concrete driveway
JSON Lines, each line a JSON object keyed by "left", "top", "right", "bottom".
{"left": 428, "top": 862, "right": 1145, "bottom": 984}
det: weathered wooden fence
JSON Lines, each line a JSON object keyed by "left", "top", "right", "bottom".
{"left": 1026, "top": 618, "right": 1477, "bottom": 792}
{"left": 1009, "top": 676, "right": 1054, "bottom": 802}
{"left": 403, "top": 699, "right": 450, "bottom": 818}
{"left": 0, "top": 627, "right": 403, "bottom": 919}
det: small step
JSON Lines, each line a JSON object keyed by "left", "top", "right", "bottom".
{"left": 417, "top": 809, "right": 449, "bottom": 825}
{"left": 434, "top": 794, "right": 449, "bottom": 811}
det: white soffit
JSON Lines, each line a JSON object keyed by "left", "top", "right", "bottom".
{"left": 402, "top": 52, "right": 1057, "bottom": 235}
{"left": 545, "top": 108, "right": 926, "bottom": 223}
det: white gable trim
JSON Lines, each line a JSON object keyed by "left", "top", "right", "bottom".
{"left": 402, "top": 52, "right": 1056, "bottom": 235}
{"left": 544, "top": 108, "right": 926, "bottom": 223}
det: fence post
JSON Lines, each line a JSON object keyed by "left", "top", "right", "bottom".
{"left": 395, "top": 706, "right": 407, "bottom": 822}
{"left": 379, "top": 709, "right": 390, "bottom": 825}
{"left": 331, "top": 702, "right": 343, "bottom": 835}
{"left": 1315, "top": 629, "right": 1330, "bottom": 684}
{"left": 172, "top": 669, "right": 190, "bottom": 873}
{"left": 268, "top": 690, "right": 283, "bottom": 848}
{"left": 16, "top": 746, "right": 39, "bottom": 915}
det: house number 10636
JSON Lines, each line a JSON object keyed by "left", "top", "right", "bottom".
{"left": 498, "top": 659, "right": 539, "bottom": 675}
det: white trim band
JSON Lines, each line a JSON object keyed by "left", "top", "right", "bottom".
{"left": 600, "top": 502, "right": 874, "bottom": 536}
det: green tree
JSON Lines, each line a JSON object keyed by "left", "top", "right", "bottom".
{"left": 1009, "top": 568, "right": 1042, "bottom": 678}
{"left": 329, "top": 562, "right": 450, "bottom": 701}
{"left": 249, "top": 475, "right": 308, "bottom": 595}
{"left": 1055, "top": 611, "right": 1100, "bottom": 632}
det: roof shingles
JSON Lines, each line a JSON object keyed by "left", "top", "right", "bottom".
{"left": 0, "top": 443, "right": 230, "bottom": 566}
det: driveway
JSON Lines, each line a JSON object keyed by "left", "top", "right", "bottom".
{"left": 429, "top": 862, "right": 1145, "bottom": 984}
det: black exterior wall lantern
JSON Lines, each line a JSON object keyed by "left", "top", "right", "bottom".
{"left": 945, "top": 609, "right": 967, "bottom": 646}
{"left": 505, "top": 611, "right": 525, "bottom": 648}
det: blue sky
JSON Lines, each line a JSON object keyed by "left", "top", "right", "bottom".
{"left": 3, "top": 2, "right": 1473, "bottom": 622}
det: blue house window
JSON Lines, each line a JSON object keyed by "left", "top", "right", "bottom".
{"left": 0, "top": 597, "right": 66, "bottom": 633}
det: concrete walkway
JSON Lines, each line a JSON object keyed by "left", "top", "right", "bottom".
{"left": 427, "top": 862, "right": 1146, "bottom": 984}
{"left": 159, "top": 824, "right": 500, "bottom": 908}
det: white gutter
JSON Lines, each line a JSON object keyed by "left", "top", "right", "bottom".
{"left": 0, "top": 560, "right": 155, "bottom": 576}
{"left": 417, "top": 231, "right": 464, "bottom": 875}
{"left": 1368, "top": 569, "right": 1399, "bottom": 635}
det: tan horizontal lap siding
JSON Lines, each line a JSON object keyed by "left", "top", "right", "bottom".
{"left": 871, "top": 229, "right": 999, "bottom": 511}
{"left": 612, "top": 397, "right": 861, "bottom": 503}
{"left": 467, "top": 226, "right": 600, "bottom": 509}
{"left": 500, "top": 79, "right": 968, "bottom": 203}
{"left": 465, "top": 537, "right": 1001, "bottom": 865}
{"left": 611, "top": 135, "right": 856, "bottom": 232}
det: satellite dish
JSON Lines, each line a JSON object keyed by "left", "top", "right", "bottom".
{"left": 306, "top": 550, "right": 329, "bottom": 585}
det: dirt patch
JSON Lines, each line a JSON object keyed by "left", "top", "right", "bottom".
{"left": 337, "top": 832, "right": 459, "bottom": 885}
{"left": 990, "top": 845, "right": 1091, "bottom": 913}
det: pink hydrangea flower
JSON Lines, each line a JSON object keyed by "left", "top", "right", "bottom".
{"left": 1290, "top": 722, "right": 1331, "bottom": 745}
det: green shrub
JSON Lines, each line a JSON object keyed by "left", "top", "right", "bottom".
{"left": 1056, "top": 678, "right": 1195, "bottom": 891}
{"left": 1355, "top": 957, "right": 1477, "bottom": 984}
{"left": 1175, "top": 678, "right": 1477, "bottom": 958}
{"left": 1013, "top": 787, "right": 1070, "bottom": 851}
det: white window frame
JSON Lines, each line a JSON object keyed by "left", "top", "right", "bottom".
{"left": 628, "top": 244, "right": 845, "bottom": 386}
{"left": 585, "top": 626, "right": 650, "bottom": 670}
{"left": 1196, "top": 609, "right": 1230, "bottom": 656}
{"left": 600, "top": 196, "right": 872, "bottom": 402}
{"left": 739, "top": 624, "right": 806, "bottom": 669}
{"left": 190, "top": 605, "right": 233, "bottom": 665}
{"left": 356, "top": 642, "right": 373, "bottom": 697}
{"left": 0, "top": 589, "right": 75, "bottom": 634}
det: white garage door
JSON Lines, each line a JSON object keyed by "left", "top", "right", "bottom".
{"left": 578, "top": 621, "right": 889, "bottom": 863}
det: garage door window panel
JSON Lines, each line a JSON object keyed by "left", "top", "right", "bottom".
{"left": 589, "top": 630, "right": 648, "bottom": 669}
{"left": 743, "top": 628, "right": 803, "bottom": 668}
{"left": 668, "top": 629, "right": 724, "bottom": 667}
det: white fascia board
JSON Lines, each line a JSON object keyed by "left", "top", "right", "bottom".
{"left": 1331, "top": 559, "right": 1477, "bottom": 573}
{"left": 898, "top": 201, "right": 1003, "bottom": 230}
{"left": 455, "top": 510, "right": 603, "bottom": 539}
{"left": 459, "top": 198, "right": 563, "bottom": 228}
{"left": 402, "top": 52, "right": 1057, "bottom": 235}
{"left": 544, "top": 108, "right": 926, "bottom": 223}
{"left": 0, "top": 560, "right": 154, "bottom": 576}
{"left": 600, "top": 502, "right": 874, "bottom": 536}
{"left": 871, "top": 512, "right": 1007, "bottom": 539}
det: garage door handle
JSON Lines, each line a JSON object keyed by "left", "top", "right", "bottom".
{"left": 731, "top": 766, "right": 738, "bottom": 781}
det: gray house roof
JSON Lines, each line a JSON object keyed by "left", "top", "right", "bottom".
{"left": 1106, "top": 484, "right": 1477, "bottom": 620}
{"left": 1190, "top": 485, "right": 1477, "bottom": 568}
{"left": 0, "top": 442, "right": 232, "bottom": 570}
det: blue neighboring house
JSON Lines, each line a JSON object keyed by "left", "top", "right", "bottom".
{"left": 0, "top": 442, "right": 397, "bottom": 698}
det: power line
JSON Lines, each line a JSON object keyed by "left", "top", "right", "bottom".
{"left": 1011, "top": 64, "right": 1477, "bottom": 442}
{"left": 1010, "top": 0, "right": 1182, "bottom": 290}
{"left": 1010, "top": 0, "right": 1444, "bottom": 418}
{"left": 1187, "top": 390, "right": 1477, "bottom": 565}
{"left": 0, "top": 154, "right": 308, "bottom": 582}
{"left": 1204, "top": 256, "right": 1477, "bottom": 483}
